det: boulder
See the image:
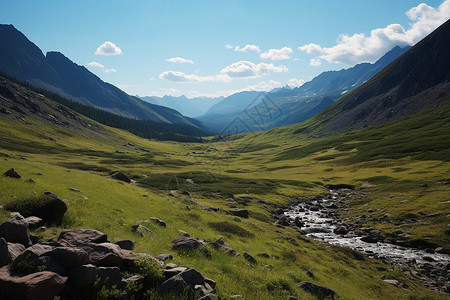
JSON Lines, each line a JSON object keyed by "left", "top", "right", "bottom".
{"left": 228, "top": 208, "right": 249, "bottom": 218}
{"left": 132, "top": 224, "right": 155, "bottom": 236}
{"left": 89, "top": 242, "right": 135, "bottom": 269}
{"left": 334, "top": 226, "right": 348, "bottom": 235}
{"left": 0, "top": 266, "right": 66, "bottom": 300}
{"left": 24, "top": 216, "right": 44, "bottom": 230}
{"left": 157, "top": 254, "right": 173, "bottom": 262}
{"left": 0, "top": 238, "right": 12, "bottom": 267}
{"left": 298, "top": 281, "right": 337, "bottom": 299}
{"left": 164, "top": 266, "right": 188, "bottom": 280}
{"left": 361, "top": 235, "right": 380, "bottom": 243}
{"left": 171, "top": 237, "right": 203, "bottom": 251}
{"left": 150, "top": 217, "right": 167, "bottom": 227}
{"left": 11, "top": 244, "right": 54, "bottom": 271}
{"left": 276, "top": 216, "right": 291, "bottom": 226}
{"left": 111, "top": 172, "right": 131, "bottom": 183}
{"left": 115, "top": 240, "right": 134, "bottom": 250}
{"left": 198, "top": 295, "right": 220, "bottom": 300}
{"left": 294, "top": 217, "right": 304, "bottom": 227}
{"left": 159, "top": 268, "right": 212, "bottom": 297}
{"left": 46, "top": 247, "right": 89, "bottom": 269}
{"left": 2, "top": 168, "right": 21, "bottom": 178}
{"left": 69, "top": 264, "right": 125, "bottom": 291}
{"left": 0, "top": 214, "right": 30, "bottom": 246}
{"left": 57, "top": 229, "right": 108, "bottom": 247}
{"left": 7, "top": 242, "right": 26, "bottom": 261}
{"left": 243, "top": 252, "right": 257, "bottom": 265}
{"left": 211, "top": 239, "right": 239, "bottom": 257}
{"left": 35, "top": 256, "right": 66, "bottom": 275}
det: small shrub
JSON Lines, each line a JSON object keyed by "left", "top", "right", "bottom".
{"left": 128, "top": 257, "right": 164, "bottom": 287}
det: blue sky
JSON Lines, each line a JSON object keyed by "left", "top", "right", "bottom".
{"left": 1, "top": 0, "right": 449, "bottom": 98}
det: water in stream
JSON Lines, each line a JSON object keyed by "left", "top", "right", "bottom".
{"left": 284, "top": 189, "right": 449, "bottom": 293}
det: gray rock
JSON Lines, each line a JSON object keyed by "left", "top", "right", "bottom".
{"left": 2, "top": 168, "right": 21, "bottom": 178}
{"left": 57, "top": 228, "right": 108, "bottom": 247}
{"left": 178, "top": 230, "right": 190, "bottom": 237}
{"left": 35, "top": 256, "right": 66, "bottom": 275}
{"left": 27, "top": 192, "right": 67, "bottom": 225}
{"left": 198, "top": 295, "right": 220, "bottom": 300}
{"left": 171, "top": 237, "right": 203, "bottom": 251}
{"left": 243, "top": 252, "right": 257, "bottom": 265}
{"left": 70, "top": 264, "right": 125, "bottom": 291}
{"left": 157, "top": 254, "right": 173, "bottom": 262}
{"left": 115, "top": 240, "right": 134, "bottom": 250}
{"left": 298, "top": 281, "right": 337, "bottom": 299}
{"left": 164, "top": 266, "right": 188, "bottom": 280}
{"left": 228, "top": 208, "right": 249, "bottom": 218}
{"left": 158, "top": 274, "right": 193, "bottom": 296}
{"left": 7, "top": 242, "right": 26, "bottom": 261}
{"left": 11, "top": 244, "right": 54, "bottom": 270}
{"left": 0, "top": 238, "right": 12, "bottom": 267}
{"left": 334, "top": 226, "right": 348, "bottom": 235}
{"left": 111, "top": 172, "right": 131, "bottom": 183}
{"left": 46, "top": 247, "right": 89, "bottom": 269}
{"left": 132, "top": 224, "right": 155, "bottom": 236}
{"left": 276, "top": 216, "right": 291, "bottom": 226}
{"left": 24, "top": 216, "right": 44, "bottom": 230}
{"left": 150, "top": 217, "right": 167, "bottom": 227}
{"left": 0, "top": 214, "right": 30, "bottom": 246}
{"left": 361, "top": 235, "right": 380, "bottom": 243}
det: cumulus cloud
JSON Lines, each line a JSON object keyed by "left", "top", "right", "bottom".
{"left": 95, "top": 42, "right": 122, "bottom": 56}
{"left": 225, "top": 44, "right": 233, "bottom": 49}
{"left": 298, "top": 0, "right": 450, "bottom": 65}
{"left": 220, "top": 61, "right": 288, "bottom": 78}
{"left": 234, "top": 44, "right": 261, "bottom": 53}
{"left": 287, "top": 78, "right": 306, "bottom": 88}
{"left": 102, "top": 68, "right": 117, "bottom": 73}
{"left": 310, "top": 58, "right": 322, "bottom": 66}
{"left": 160, "top": 61, "right": 287, "bottom": 83}
{"left": 159, "top": 71, "right": 229, "bottom": 83}
{"left": 260, "top": 47, "right": 293, "bottom": 60}
{"left": 165, "top": 57, "right": 194, "bottom": 64}
{"left": 87, "top": 61, "right": 104, "bottom": 68}
{"left": 243, "top": 80, "right": 283, "bottom": 92}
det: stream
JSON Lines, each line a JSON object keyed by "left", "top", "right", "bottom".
{"left": 283, "top": 189, "right": 449, "bottom": 294}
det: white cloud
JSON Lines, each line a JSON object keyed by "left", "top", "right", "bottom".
{"left": 287, "top": 78, "right": 306, "bottom": 88}
{"left": 87, "top": 61, "right": 104, "bottom": 68}
{"left": 310, "top": 58, "right": 322, "bottom": 66}
{"left": 160, "top": 61, "right": 287, "bottom": 83}
{"left": 234, "top": 44, "right": 261, "bottom": 53}
{"left": 159, "top": 71, "right": 229, "bottom": 83}
{"left": 225, "top": 44, "right": 233, "bottom": 49}
{"left": 220, "top": 61, "right": 288, "bottom": 78}
{"left": 102, "top": 68, "right": 117, "bottom": 73}
{"left": 298, "top": 0, "right": 450, "bottom": 65}
{"left": 165, "top": 57, "right": 194, "bottom": 64}
{"left": 95, "top": 42, "right": 122, "bottom": 56}
{"left": 260, "top": 47, "right": 293, "bottom": 60}
{"left": 243, "top": 80, "right": 283, "bottom": 92}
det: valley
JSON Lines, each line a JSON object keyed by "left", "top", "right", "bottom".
{"left": 0, "top": 3, "right": 449, "bottom": 299}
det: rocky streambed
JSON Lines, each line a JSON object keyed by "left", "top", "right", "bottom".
{"left": 282, "top": 189, "right": 450, "bottom": 294}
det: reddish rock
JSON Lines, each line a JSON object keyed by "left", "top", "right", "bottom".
{"left": 0, "top": 266, "right": 66, "bottom": 300}
{"left": 57, "top": 229, "right": 108, "bottom": 247}
{"left": 46, "top": 247, "right": 89, "bottom": 269}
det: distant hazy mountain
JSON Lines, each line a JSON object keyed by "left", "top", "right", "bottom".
{"left": 139, "top": 95, "right": 223, "bottom": 117}
{"left": 0, "top": 24, "right": 205, "bottom": 129}
{"left": 309, "top": 18, "right": 450, "bottom": 134}
{"left": 198, "top": 46, "right": 410, "bottom": 133}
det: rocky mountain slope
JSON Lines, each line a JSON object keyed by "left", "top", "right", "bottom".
{"left": 0, "top": 24, "right": 205, "bottom": 129}
{"left": 310, "top": 19, "right": 450, "bottom": 134}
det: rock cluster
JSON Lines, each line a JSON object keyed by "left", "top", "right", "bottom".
{"left": 0, "top": 215, "right": 218, "bottom": 299}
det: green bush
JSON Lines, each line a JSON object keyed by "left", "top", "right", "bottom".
{"left": 128, "top": 257, "right": 164, "bottom": 287}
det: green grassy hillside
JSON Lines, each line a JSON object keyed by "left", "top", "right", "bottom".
{"left": 1, "top": 77, "right": 449, "bottom": 299}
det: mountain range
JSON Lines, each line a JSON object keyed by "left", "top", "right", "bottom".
{"left": 138, "top": 95, "right": 223, "bottom": 118}
{"left": 198, "top": 46, "right": 410, "bottom": 133}
{"left": 0, "top": 24, "right": 205, "bottom": 130}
